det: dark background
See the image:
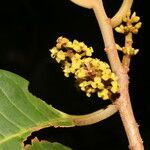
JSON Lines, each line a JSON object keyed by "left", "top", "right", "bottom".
{"left": 0, "top": 0, "right": 148, "bottom": 149}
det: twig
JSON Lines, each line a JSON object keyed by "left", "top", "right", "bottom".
{"left": 92, "top": 0, "right": 144, "bottom": 149}
{"left": 122, "top": 33, "right": 132, "bottom": 69}
{"left": 70, "top": 0, "right": 133, "bottom": 28}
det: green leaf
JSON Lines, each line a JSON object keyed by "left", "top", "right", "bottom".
{"left": 0, "top": 69, "right": 74, "bottom": 150}
{"left": 25, "top": 138, "right": 71, "bottom": 150}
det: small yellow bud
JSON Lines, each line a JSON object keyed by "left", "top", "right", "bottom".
{"left": 134, "top": 49, "right": 139, "bottom": 55}
{"left": 116, "top": 44, "right": 122, "bottom": 51}
{"left": 116, "top": 12, "right": 142, "bottom": 35}
{"left": 131, "top": 12, "right": 136, "bottom": 18}
{"left": 115, "top": 26, "right": 124, "bottom": 33}
{"left": 131, "top": 16, "right": 140, "bottom": 23}
{"left": 135, "top": 22, "right": 142, "bottom": 29}
{"left": 122, "top": 47, "right": 139, "bottom": 56}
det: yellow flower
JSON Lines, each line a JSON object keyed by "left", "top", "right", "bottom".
{"left": 91, "top": 77, "right": 104, "bottom": 89}
{"left": 66, "top": 41, "right": 73, "bottom": 48}
{"left": 98, "top": 89, "right": 109, "bottom": 100}
{"left": 71, "top": 54, "right": 82, "bottom": 72}
{"left": 56, "top": 50, "right": 66, "bottom": 63}
{"left": 79, "top": 81, "right": 89, "bottom": 91}
{"left": 99, "top": 61, "right": 109, "bottom": 70}
{"left": 72, "top": 40, "right": 81, "bottom": 52}
{"left": 86, "top": 88, "right": 95, "bottom": 97}
{"left": 50, "top": 47, "right": 58, "bottom": 58}
{"left": 85, "top": 47, "right": 94, "bottom": 56}
{"left": 111, "top": 73, "right": 118, "bottom": 81}
{"left": 69, "top": 67, "right": 76, "bottom": 74}
{"left": 101, "top": 69, "right": 111, "bottom": 81}
{"left": 56, "top": 36, "right": 69, "bottom": 49}
{"left": 111, "top": 81, "right": 119, "bottom": 93}
{"left": 79, "top": 42, "right": 87, "bottom": 48}
{"left": 101, "top": 74, "right": 109, "bottom": 81}
{"left": 75, "top": 68, "right": 87, "bottom": 79}
{"left": 63, "top": 63, "right": 71, "bottom": 77}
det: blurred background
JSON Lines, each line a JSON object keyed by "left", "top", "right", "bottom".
{"left": 0, "top": 0, "right": 148, "bottom": 149}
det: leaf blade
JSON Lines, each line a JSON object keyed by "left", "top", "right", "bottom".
{"left": 0, "top": 69, "right": 74, "bottom": 149}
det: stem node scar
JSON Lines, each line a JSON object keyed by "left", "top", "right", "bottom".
{"left": 105, "top": 18, "right": 112, "bottom": 25}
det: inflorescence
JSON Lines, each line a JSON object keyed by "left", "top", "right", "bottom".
{"left": 50, "top": 37, "right": 119, "bottom": 100}
{"left": 115, "top": 12, "right": 142, "bottom": 56}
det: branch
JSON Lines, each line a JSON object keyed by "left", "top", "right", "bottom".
{"left": 122, "top": 33, "right": 132, "bottom": 71}
{"left": 92, "top": 0, "right": 144, "bottom": 149}
{"left": 70, "top": 0, "right": 133, "bottom": 28}
{"left": 92, "top": 1, "right": 122, "bottom": 72}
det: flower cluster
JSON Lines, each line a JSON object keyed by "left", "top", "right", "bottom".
{"left": 50, "top": 37, "right": 119, "bottom": 100}
{"left": 115, "top": 12, "right": 142, "bottom": 34}
{"left": 115, "top": 12, "right": 141, "bottom": 56}
{"left": 116, "top": 44, "right": 139, "bottom": 55}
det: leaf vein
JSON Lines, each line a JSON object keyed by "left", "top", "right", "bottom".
{"left": 0, "top": 111, "right": 21, "bottom": 137}
{"left": 2, "top": 72, "right": 51, "bottom": 121}
{"left": 0, "top": 86, "right": 37, "bottom": 126}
